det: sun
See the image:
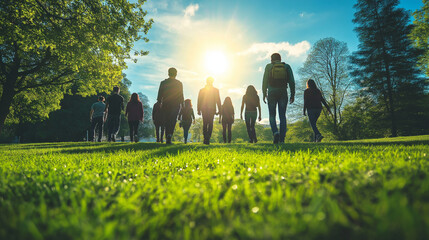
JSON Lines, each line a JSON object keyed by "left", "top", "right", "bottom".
{"left": 204, "top": 50, "right": 229, "bottom": 76}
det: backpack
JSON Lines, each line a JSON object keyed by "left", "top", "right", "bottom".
{"left": 269, "top": 62, "right": 288, "bottom": 88}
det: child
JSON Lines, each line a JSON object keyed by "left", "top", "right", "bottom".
{"left": 241, "top": 85, "right": 261, "bottom": 143}
{"left": 152, "top": 101, "right": 164, "bottom": 143}
{"left": 179, "top": 99, "right": 195, "bottom": 144}
{"left": 219, "top": 97, "right": 234, "bottom": 143}
{"left": 303, "top": 79, "right": 332, "bottom": 142}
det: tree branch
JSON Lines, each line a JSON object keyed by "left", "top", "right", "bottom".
{"left": 34, "top": 0, "right": 77, "bottom": 21}
{"left": 17, "top": 48, "right": 51, "bottom": 77}
{"left": 0, "top": 51, "right": 6, "bottom": 75}
{"left": 16, "top": 71, "right": 75, "bottom": 93}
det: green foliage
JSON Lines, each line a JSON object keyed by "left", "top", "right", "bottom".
{"left": 137, "top": 93, "right": 154, "bottom": 138}
{"left": 0, "top": 136, "right": 428, "bottom": 239}
{"left": 0, "top": 0, "right": 153, "bottom": 131}
{"left": 9, "top": 76, "right": 153, "bottom": 142}
{"left": 7, "top": 86, "right": 64, "bottom": 125}
{"left": 410, "top": 0, "right": 429, "bottom": 77}
{"left": 284, "top": 117, "right": 315, "bottom": 142}
{"left": 351, "top": 0, "right": 427, "bottom": 137}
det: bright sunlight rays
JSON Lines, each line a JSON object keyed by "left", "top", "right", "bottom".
{"left": 204, "top": 50, "right": 229, "bottom": 76}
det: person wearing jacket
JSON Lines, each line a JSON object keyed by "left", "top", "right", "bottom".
{"left": 262, "top": 53, "right": 295, "bottom": 144}
{"left": 197, "top": 77, "right": 221, "bottom": 145}
{"left": 125, "top": 93, "right": 144, "bottom": 142}
{"left": 303, "top": 79, "right": 332, "bottom": 142}
{"left": 157, "top": 68, "right": 184, "bottom": 144}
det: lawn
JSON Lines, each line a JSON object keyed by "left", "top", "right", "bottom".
{"left": 1, "top": 136, "right": 429, "bottom": 239}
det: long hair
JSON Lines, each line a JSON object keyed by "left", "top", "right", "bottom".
{"left": 129, "top": 93, "right": 140, "bottom": 103}
{"left": 306, "top": 79, "right": 318, "bottom": 90}
{"left": 184, "top": 99, "right": 192, "bottom": 109}
{"left": 223, "top": 97, "right": 233, "bottom": 108}
{"left": 245, "top": 85, "right": 258, "bottom": 99}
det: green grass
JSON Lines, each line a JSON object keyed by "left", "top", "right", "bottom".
{"left": 1, "top": 136, "right": 429, "bottom": 239}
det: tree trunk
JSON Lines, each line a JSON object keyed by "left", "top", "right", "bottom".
{"left": 385, "top": 72, "right": 397, "bottom": 137}
{"left": 0, "top": 76, "right": 17, "bottom": 135}
{"left": 372, "top": 1, "right": 398, "bottom": 137}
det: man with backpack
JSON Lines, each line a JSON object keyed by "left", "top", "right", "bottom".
{"left": 262, "top": 53, "right": 295, "bottom": 144}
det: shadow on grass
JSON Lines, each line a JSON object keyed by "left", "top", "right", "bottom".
{"left": 53, "top": 137, "right": 429, "bottom": 158}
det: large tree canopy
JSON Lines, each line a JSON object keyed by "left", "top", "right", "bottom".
{"left": 0, "top": 0, "right": 153, "bottom": 133}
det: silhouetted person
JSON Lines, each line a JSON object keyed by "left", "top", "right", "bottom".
{"left": 105, "top": 86, "right": 124, "bottom": 142}
{"left": 152, "top": 101, "right": 164, "bottom": 143}
{"left": 198, "top": 77, "right": 221, "bottom": 145}
{"left": 179, "top": 99, "right": 195, "bottom": 144}
{"left": 219, "top": 97, "right": 234, "bottom": 143}
{"left": 157, "top": 68, "right": 184, "bottom": 144}
{"left": 304, "top": 79, "right": 332, "bottom": 142}
{"left": 241, "top": 85, "right": 262, "bottom": 143}
{"left": 262, "top": 53, "right": 295, "bottom": 144}
{"left": 125, "top": 93, "right": 144, "bottom": 142}
{"left": 89, "top": 96, "right": 105, "bottom": 142}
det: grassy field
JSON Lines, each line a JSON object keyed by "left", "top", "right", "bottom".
{"left": 1, "top": 136, "right": 429, "bottom": 239}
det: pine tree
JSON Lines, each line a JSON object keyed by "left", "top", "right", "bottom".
{"left": 351, "top": 0, "right": 427, "bottom": 137}
{"left": 410, "top": 0, "right": 429, "bottom": 77}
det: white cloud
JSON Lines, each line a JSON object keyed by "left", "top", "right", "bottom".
{"left": 153, "top": 3, "right": 204, "bottom": 33}
{"left": 227, "top": 87, "right": 246, "bottom": 96}
{"left": 184, "top": 4, "right": 199, "bottom": 18}
{"left": 239, "top": 41, "right": 311, "bottom": 61}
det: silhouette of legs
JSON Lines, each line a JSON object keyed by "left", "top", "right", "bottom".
{"left": 183, "top": 122, "right": 191, "bottom": 143}
{"left": 245, "top": 111, "right": 257, "bottom": 143}
{"left": 268, "top": 90, "right": 288, "bottom": 143}
{"left": 154, "top": 124, "right": 165, "bottom": 143}
{"left": 107, "top": 114, "right": 121, "bottom": 142}
{"left": 90, "top": 116, "right": 103, "bottom": 142}
{"left": 222, "top": 122, "right": 232, "bottom": 143}
{"left": 202, "top": 112, "right": 214, "bottom": 144}
{"left": 164, "top": 106, "right": 180, "bottom": 144}
{"left": 307, "top": 108, "right": 322, "bottom": 142}
{"left": 128, "top": 120, "right": 139, "bottom": 142}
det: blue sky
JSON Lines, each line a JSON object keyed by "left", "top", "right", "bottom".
{"left": 124, "top": 0, "right": 423, "bottom": 123}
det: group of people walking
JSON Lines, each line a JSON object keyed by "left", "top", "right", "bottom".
{"left": 89, "top": 53, "right": 331, "bottom": 144}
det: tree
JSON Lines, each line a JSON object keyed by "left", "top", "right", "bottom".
{"left": 299, "top": 37, "right": 352, "bottom": 138}
{"left": 351, "top": 0, "right": 426, "bottom": 137}
{"left": 410, "top": 0, "right": 429, "bottom": 77}
{"left": 137, "top": 92, "right": 154, "bottom": 138}
{"left": 15, "top": 76, "right": 133, "bottom": 142}
{"left": 0, "top": 0, "right": 153, "bottom": 134}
